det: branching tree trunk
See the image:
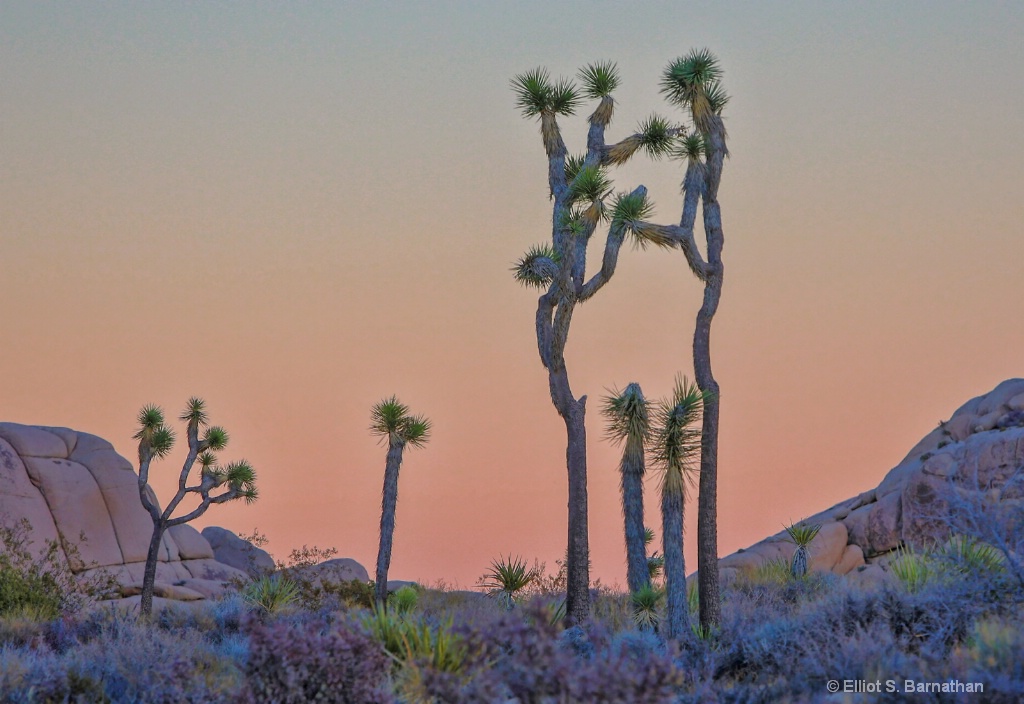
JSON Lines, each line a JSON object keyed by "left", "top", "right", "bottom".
{"left": 512, "top": 63, "right": 684, "bottom": 625}
{"left": 134, "top": 398, "right": 258, "bottom": 617}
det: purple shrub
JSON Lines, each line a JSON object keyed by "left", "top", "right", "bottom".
{"left": 239, "top": 615, "right": 396, "bottom": 704}
{"left": 412, "top": 607, "right": 683, "bottom": 703}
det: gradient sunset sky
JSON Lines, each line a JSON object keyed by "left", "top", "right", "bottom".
{"left": 3, "top": 2, "right": 1022, "bottom": 588}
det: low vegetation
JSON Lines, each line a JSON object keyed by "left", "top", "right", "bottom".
{"left": 0, "top": 524, "right": 1021, "bottom": 702}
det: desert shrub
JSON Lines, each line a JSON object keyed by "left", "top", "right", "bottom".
{"left": 388, "top": 584, "right": 419, "bottom": 615}
{"left": 0, "top": 614, "right": 246, "bottom": 703}
{"left": 240, "top": 615, "right": 396, "bottom": 704}
{"left": 411, "top": 606, "right": 683, "bottom": 703}
{"left": 243, "top": 574, "right": 300, "bottom": 616}
{"left": 0, "top": 520, "right": 92, "bottom": 620}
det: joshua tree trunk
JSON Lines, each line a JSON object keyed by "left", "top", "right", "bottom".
{"left": 694, "top": 116, "right": 727, "bottom": 631}
{"left": 662, "top": 481, "right": 688, "bottom": 641}
{"left": 621, "top": 436, "right": 649, "bottom": 595}
{"left": 140, "top": 522, "right": 166, "bottom": 617}
{"left": 375, "top": 439, "right": 405, "bottom": 606}
{"left": 550, "top": 362, "right": 591, "bottom": 626}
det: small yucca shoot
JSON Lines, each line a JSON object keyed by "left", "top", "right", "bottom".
{"left": 480, "top": 554, "right": 535, "bottom": 610}
{"left": 891, "top": 544, "right": 931, "bottom": 593}
{"left": 631, "top": 584, "right": 663, "bottom": 632}
{"left": 784, "top": 522, "right": 821, "bottom": 578}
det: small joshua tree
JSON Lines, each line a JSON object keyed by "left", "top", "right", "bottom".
{"left": 784, "top": 522, "right": 821, "bottom": 578}
{"left": 135, "top": 398, "right": 257, "bottom": 617}
{"left": 649, "top": 376, "right": 707, "bottom": 643}
{"left": 370, "top": 396, "right": 431, "bottom": 607}
{"left": 603, "top": 383, "right": 652, "bottom": 595}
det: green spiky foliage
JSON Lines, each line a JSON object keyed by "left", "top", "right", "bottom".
{"left": 784, "top": 522, "right": 821, "bottom": 578}
{"left": 650, "top": 376, "right": 707, "bottom": 643}
{"left": 603, "top": 383, "right": 652, "bottom": 594}
{"left": 941, "top": 535, "right": 1006, "bottom": 575}
{"left": 630, "top": 584, "right": 663, "bottom": 631}
{"left": 511, "top": 68, "right": 579, "bottom": 118}
{"left": 370, "top": 396, "right": 432, "bottom": 448}
{"left": 243, "top": 574, "right": 299, "bottom": 615}
{"left": 513, "top": 244, "right": 561, "bottom": 290}
{"left": 134, "top": 398, "right": 259, "bottom": 617}
{"left": 372, "top": 396, "right": 432, "bottom": 607}
{"left": 480, "top": 555, "right": 535, "bottom": 610}
{"left": 674, "top": 132, "right": 706, "bottom": 163}
{"left": 661, "top": 48, "right": 729, "bottom": 133}
{"left": 578, "top": 61, "right": 620, "bottom": 99}
{"left": 563, "top": 153, "right": 586, "bottom": 184}
{"left": 891, "top": 544, "right": 932, "bottom": 593}
{"left": 568, "top": 164, "right": 613, "bottom": 207}
{"left": 643, "top": 527, "right": 665, "bottom": 580}
{"left": 637, "top": 115, "right": 675, "bottom": 159}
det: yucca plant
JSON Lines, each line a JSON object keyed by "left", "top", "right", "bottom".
{"left": 370, "top": 396, "right": 431, "bottom": 607}
{"left": 891, "top": 544, "right": 932, "bottom": 593}
{"left": 784, "top": 522, "right": 822, "bottom": 578}
{"left": 603, "top": 383, "right": 651, "bottom": 594}
{"left": 243, "top": 574, "right": 299, "bottom": 615}
{"left": 630, "top": 584, "right": 663, "bottom": 632}
{"left": 480, "top": 555, "right": 535, "bottom": 610}
{"left": 941, "top": 535, "right": 1006, "bottom": 575}
{"left": 388, "top": 584, "right": 420, "bottom": 615}
{"left": 649, "top": 376, "right": 708, "bottom": 643}
{"left": 134, "top": 398, "right": 257, "bottom": 617}
{"left": 644, "top": 527, "right": 664, "bottom": 581}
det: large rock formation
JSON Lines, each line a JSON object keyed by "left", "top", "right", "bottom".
{"left": 0, "top": 422, "right": 248, "bottom": 602}
{"left": 716, "top": 379, "right": 1024, "bottom": 587}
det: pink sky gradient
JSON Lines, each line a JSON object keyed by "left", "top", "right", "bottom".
{"left": 2, "top": 2, "right": 1022, "bottom": 588}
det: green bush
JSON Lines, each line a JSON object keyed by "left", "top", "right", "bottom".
{"left": 0, "top": 520, "right": 90, "bottom": 620}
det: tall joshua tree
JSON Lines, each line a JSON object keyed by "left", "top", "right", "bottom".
{"left": 649, "top": 376, "right": 706, "bottom": 642}
{"left": 660, "top": 49, "right": 730, "bottom": 630}
{"left": 603, "top": 383, "right": 651, "bottom": 595}
{"left": 512, "top": 61, "right": 693, "bottom": 625}
{"left": 135, "top": 398, "right": 257, "bottom": 617}
{"left": 370, "top": 396, "right": 431, "bottom": 607}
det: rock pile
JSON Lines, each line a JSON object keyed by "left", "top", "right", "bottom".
{"left": 0, "top": 422, "right": 249, "bottom": 604}
{"left": 715, "top": 379, "right": 1024, "bottom": 588}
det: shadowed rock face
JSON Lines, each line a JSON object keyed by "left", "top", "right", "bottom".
{"left": 0, "top": 422, "right": 248, "bottom": 601}
{"left": 712, "top": 379, "right": 1024, "bottom": 588}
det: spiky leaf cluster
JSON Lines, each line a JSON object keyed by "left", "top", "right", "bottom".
{"left": 602, "top": 384, "right": 650, "bottom": 446}
{"left": 578, "top": 61, "right": 620, "bottom": 99}
{"left": 637, "top": 115, "right": 675, "bottom": 159}
{"left": 223, "top": 460, "right": 259, "bottom": 503}
{"left": 784, "top": 522, "right": 822, "bottom": 548}
{"left": 511, "top": 68, "right": 580, "bottom": 118}
{"left": 513, "top": 244, "right": 560, "bottom": 289}
{"left": 203, "top": 426, "right": 229, "bottom": 451}
{"left": 563, "top": 154, "right": 586, "bottom": 184}
{"left": 179, "top": 397, "right": 208, "bottom": 425}
{"left": 568, "top": 164, "right": 612, "bottom": 206}
{"left": 631, "top": 584, "right": 663, "bottom": 629}
{"left": 134, "top": 405, "right": 175, "bottom": 459}
{"left": 610, "top": 191, "right": 676, "bottom": 250}
{"left": 673, "top": 132, "right": 706, "bottom": 162}
{"left": 661, "top": 49, "right": 729, "bottom": 131}
{"left": 649, "top": 376, "right": 706, "bottom": 496}
{"left": 370, "top": 396, "right": 432, "bottom": 448}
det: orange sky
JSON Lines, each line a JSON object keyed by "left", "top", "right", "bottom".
{"left": 2, "top": 2, "right": 1022, "bottom": 589}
